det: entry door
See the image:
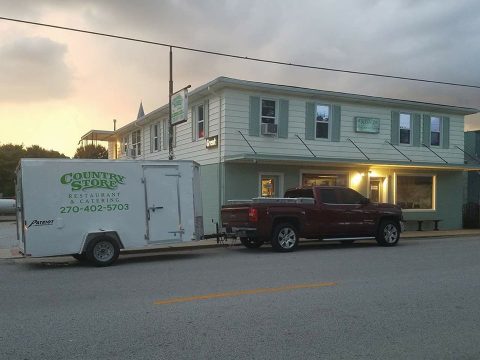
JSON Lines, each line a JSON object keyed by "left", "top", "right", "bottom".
{"left": 143, "top": 166, "right": 182, "bottom": 242}
{"left": 369, "top": 178, "right": 382, "bottom": 203}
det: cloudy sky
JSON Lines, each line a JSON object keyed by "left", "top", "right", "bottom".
{"left": 1, "top": 0, "right": 480, "bottom": 157}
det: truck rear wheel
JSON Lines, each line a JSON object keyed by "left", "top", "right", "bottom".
{"left": 240, "top": 237, "right": 263, "bottom": 249}
{"left": 376, "top": 220, "right": 400, "bottom": 246}
{"left": 86, "top": 236, "right": 120, "bottom": 267}
{"left": 271, "top": 223, "right": 298, "bottom": 252}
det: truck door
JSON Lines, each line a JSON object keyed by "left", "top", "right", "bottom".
{"left": 143, "top": 165, "right": 183, "bottom": 242}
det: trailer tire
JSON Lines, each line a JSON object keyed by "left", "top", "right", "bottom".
{"left": 271, "top": 223, "right": 298, "bottom": 252}
{"left": 240, "top": 237, "right": 263, "bottom": 249}
{"left": 86, "top": 236, "right": 120, "bottom": 267}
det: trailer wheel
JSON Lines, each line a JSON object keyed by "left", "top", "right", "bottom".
{"left": 271, "top": 223, "right": 298, "bottom": 252}
{"left": 86, "top": 236, "right": 120, "bottom": 267}
{"left": 240, "top": 237, "right": 263, "bottom": 249}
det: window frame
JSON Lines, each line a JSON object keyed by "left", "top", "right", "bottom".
{"left": 150, "top": 123, "right": 160, "bottom": 152}
{"left": 394, "top": 173, "right": 436, "bottom": 211}
{"left": 197, "top": 104, "right": 205, "bottom": 140}
{"left": 430, "top": 116, "right": 441, "bottom": 147}
{"left": 399, "top": 112, "right": 412, "bottom": 145}
{"left": 260, "top": 98, "right": 277, "bottom": 125}
{"left": 315, "top": 103, "right": 331, "bottom": 140}
{"left": 299, "top": 169, "right": 349, "bottom": 188}
{"left": 122, "top": 136, "right": 129, "bottom": 155}
{"left": 131, "top": 129, "right": 141, "bottom": 157}
{"left": 258, "top": 172, "right": 284, "bottom": 198}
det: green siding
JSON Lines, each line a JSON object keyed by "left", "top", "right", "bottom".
{"left": 391, "top": 111, "right": 400, "bottom": 145}
{"left": 305, "top": 102, "right": 315, "bottom": 140}
{"left": 200, "top": 163, "right": 221, "bottom": 235}
{"left": 249, "top": 96, "right": 260, "bottom": 137}
{"left": 278, "top": 99, "right": 289, "bottom": 138}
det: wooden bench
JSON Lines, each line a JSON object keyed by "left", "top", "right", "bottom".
{"left": 412, "top": 219, "right": 442, "bottom": 231}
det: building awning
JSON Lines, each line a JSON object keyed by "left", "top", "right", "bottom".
{"left": 79, "top": 130, "right": 116, "bottom": 144}
{"left": 224, "top": 153, "right": 480, "bottom": 171}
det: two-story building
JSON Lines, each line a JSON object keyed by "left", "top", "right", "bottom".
{"left": 82, "top": 77, "right": 479, "bottom": 234}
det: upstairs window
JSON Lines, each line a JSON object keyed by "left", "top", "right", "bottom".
{"left": 151, "top": 124, "right": 159, "bottom": 152}
{"left": 261, "top": 99, "right": 276, "bottom": 124}
{"left": 399, "top": 113, "right": 411, "bottom": 144}
{"left": 197, "top": 105, "right": 205, "bottom": 139}
{"left": 315, "top": 105, "right": 329, "bottom": 139}
{"left": 123, "top": 136, "right": 129, "bottom": 155}
{"left": 131, "top": 129, "right": 141, "bottom": 157}
{"left": 431, "top": 116, "right": 441, "bottom": 146}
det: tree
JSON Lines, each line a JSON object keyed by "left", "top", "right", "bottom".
{"left": 74, "top": 144, "right": 108, "bottom": 159}
{"left": 0, "top": 144, "right": 68, "bottom": 197}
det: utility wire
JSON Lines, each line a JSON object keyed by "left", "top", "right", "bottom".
{"left": 1, "top": 16, "right": 479, "bottom": 90}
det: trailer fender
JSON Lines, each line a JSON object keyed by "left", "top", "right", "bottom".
{"left": 79, "top": 231, "right": 124, "bottom": 254}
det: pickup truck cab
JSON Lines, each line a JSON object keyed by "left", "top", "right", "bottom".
{"left": 221, "top": 186, "right": 403, "bottom": 252}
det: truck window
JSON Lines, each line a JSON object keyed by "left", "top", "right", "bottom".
{"left": 319, "top": 189, "right": 337, "bottom": 204}
{"left": 337, "top": 188, "right": 365, "bottom": 204}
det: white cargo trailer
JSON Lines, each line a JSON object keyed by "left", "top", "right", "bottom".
{"left": 15, "top": 159, "right": 203, "bottom": 266}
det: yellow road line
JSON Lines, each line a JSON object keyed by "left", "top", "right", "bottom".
{"left": 154, "top": 282, "right": 337, "bottom": 305}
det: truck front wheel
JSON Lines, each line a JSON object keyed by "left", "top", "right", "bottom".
{"left": 271, "top": 223, "right": 298, "bottom": 252}
{"left": 376, "top": 220, "right": 400, "bottom": 246}
{"left": 86, "top": 236, "right": 120, "bottom": 267}
{"left": 240, "top": 237, "right": 263, "bottom": 249}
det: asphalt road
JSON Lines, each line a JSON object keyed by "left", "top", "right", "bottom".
{"left": 1, "top": 237, "right": 480, "bottom": 359}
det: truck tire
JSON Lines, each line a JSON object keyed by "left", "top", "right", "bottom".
{"left": 376, "top": 220, "right": 400, "bottom": 246}
{"left": 240, "top": 237, "right": 263, "bottom": 249}
{"left": 86, "top": 236, "right": 120, "bottom": 267}
{"left": 271, "top": 223, "right": 298, "bottom": 252}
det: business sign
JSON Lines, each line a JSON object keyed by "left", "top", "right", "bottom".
{"left": 171, "top": 89, "right": 188, "bottom": 125}
{"left": 205, "top": 135, "right": 218, "bottom": 149}
{"left": 355, "top": 117, "right": 380, "bottom": 134}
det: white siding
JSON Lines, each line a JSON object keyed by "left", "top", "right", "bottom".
{"left": 223, "top": 89, "right": 465, "bottom": 165}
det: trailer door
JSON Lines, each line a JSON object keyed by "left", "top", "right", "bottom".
{"left": 143, "top": 165, "right": 183, "bottom": 242}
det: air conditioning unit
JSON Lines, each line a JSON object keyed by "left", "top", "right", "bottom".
{"left": 261, "top": 123, "right": 278, "bottom": 136}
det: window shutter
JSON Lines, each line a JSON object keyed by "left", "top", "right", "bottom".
{"left": 331, "top": 105, "right": 341, "bottom": 142}
{"left": 278, "top": 99, "right": 289, "bottom": 138}
{"left": 412, "top": 113, "right": 421, "bottom": 147}
{"left": 191, "top": 106, "right": 196, "bottom": 142}
{"left": 305, "top": 102, "right": 315, "bottom": 140}
{"left": 391, "top": 111, "right": 400, "bottom": 145}
{"left": 422, "top": 115, "right": 431, "bottom": 146}
{"left": 204, "top": 100, "right": 209, "bottom": 138}
{"left": 163, "top": 120, "right": 168, "bottom": 150}
{"left": 442, "top": 116, "right": 450, "bottom": 148}
{"left": 249, "top": 96, "right": 260, "bottom": 136}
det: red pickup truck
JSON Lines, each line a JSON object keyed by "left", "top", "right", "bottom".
{"left": 221, "top": 186, "right": 403, "bottom": 252}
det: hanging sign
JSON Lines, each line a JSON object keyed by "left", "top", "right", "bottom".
{"left": 355, "top": 117, "right": 380, "bottom": 134}
{"left": 171, "top": 89, "right": 188, "bottom": 125}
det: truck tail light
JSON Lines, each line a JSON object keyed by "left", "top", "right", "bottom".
{"left": 248, "top": 207, "right": 258, "bottom": 223}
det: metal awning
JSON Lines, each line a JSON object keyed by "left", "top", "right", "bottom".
{"left": 223, "top": 153, "right": 480, "bottom": 171}
{"left": 79, "top": 130, "right": 116, "bottom": 144}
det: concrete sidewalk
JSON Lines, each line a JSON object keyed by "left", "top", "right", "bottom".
{"left": 1, "top": 228, "right": 480, "bottom": 261}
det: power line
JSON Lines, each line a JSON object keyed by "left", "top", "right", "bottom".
{"left": 1, "top": 16, "right": 479, "bottom": 90}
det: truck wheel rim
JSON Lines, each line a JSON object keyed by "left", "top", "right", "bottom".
{"left": 383, "top": 224, "right": 398, "bottom": 243}
{"left": 278, "top": 228, "right": 296, "bottom": 249}
{"left": 94, "top": 241, "right": 114, "bottom": 261}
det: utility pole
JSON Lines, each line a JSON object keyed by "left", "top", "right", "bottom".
{"left": 168, "top": 46, "right": 174, "bottom": 160}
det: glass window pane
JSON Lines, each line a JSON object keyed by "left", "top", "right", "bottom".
{"left": 396, "top": 176, "right": 433, "bottom": 209}
{"left": 400, "top": 114, "right": 411, "bottom": 129}
{"left": 302, "top": 174, "right": 347, "bottom": 187}
{"left": 431, "top": 117, "right": 440, "bottom": 132}
{"left": 338, "top": 188, "right": 364, "bottom": 204}
{"left": 261, "top": 100, "right": 276, "bottom": 117}
{"left": 261, "top": 176, "right": 279, "bottom": 197}
{"left": 316, "top": 123, "right": 329, "bottom": 138}
{"left": 316, "top": 105, "right": 329, "bottom": 122}
{"left": 400, "top": 129, "right": 410, "bottom": 144}
{"left": 431, "top": 132, "right": 440, "bottom": 146}
{"left": 319, "top": 189, "right": 337, "bottom": 204}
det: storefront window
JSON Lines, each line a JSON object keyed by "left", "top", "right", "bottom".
{"left": 396, "top": 175, "right": 434, "bottom": 209}
{"left": 302, "top": 174, "right": 347, "bottom": 187}
{"left": 260, "top": 175, "right": 280, "bottom": 197}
